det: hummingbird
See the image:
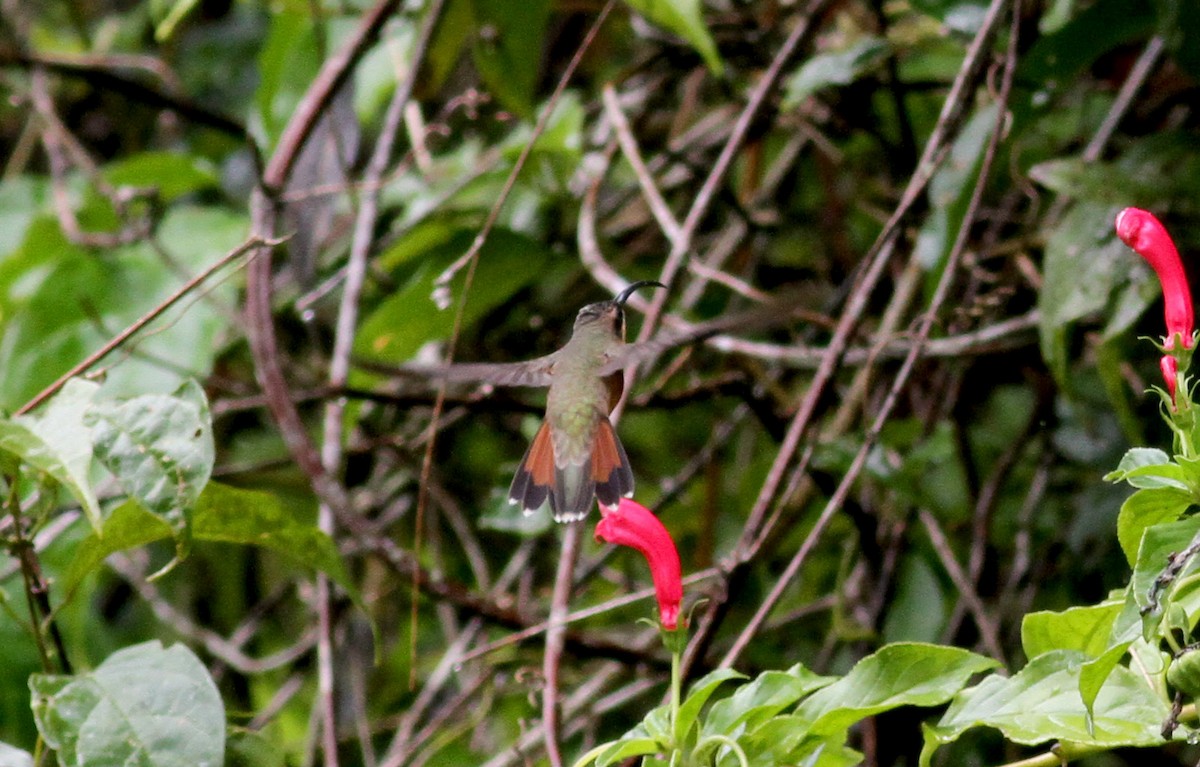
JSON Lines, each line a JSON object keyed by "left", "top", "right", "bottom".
{"left": 505, "top": 279, "right": 665, "bottom": 521}
{"left": 359, "top": 282, "right": 802, "bottom": 521}
{"left": 440, "top": 280, "right": 666, "bottom": 521}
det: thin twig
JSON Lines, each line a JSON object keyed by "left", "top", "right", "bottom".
{"left": 703, "top": 310, "right": 1039, "bottom": 365}
{"left": 918, "top": 510, "right": 1007, "bottom": 663}
{"left": 602, "top": 83, "right": 683, "bottom": 248}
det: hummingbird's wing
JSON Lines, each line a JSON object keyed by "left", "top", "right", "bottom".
{"left": 355, "top": 352, "right": 559, "bottom": 388}
{"left": 597, "top": 296, "right": 801, "bottom": 376}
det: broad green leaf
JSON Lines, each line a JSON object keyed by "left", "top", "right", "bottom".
{"left": 59, "top": 501, "right": 173, "bottom": 603}
{"left": 1129, "top": 517, "right": 1200, "bottom": 638}
{"left": 1021, "top": 600, "right": 1122, "bottom": 659}
{"left": 1038, "top": 201, "right": 1128, "bottom": 386}
{"left": 927, "top": 105, "right": 1005, "bottom": 286}
{"left": 85, "top": 379, "right": 214, "bottom": 539}
{"left": 793, "top": 643, "right": 999, "bottom": 737}
{"left": 30, "top": 640, "right": 224, "bottom": 767}
{"left": 703, "top": 665, "right": 833, "bottom": 739}
{"left": 252, "top": 11, "right": 320, "bottom": 147}
{"left": 741, "top": 725, "right": 859, "bottom": 767}
{"left": 1105, "top": 448, "right": 1191, "bottom": 490}
{"left": 1115, "top": 487, "right": 1193, "bottom": 565}
{"left": 1178, "top": 455, "right": 1200, "bottom": 493}
{"left": 923, "top": 650, "right": 1167, "bottom": 758}
{"left": 1079, "top": 641, "right": 1132, "bottom": 729}
{"left": 623, "top": 0, "right": 723, "bottom": 75}
{"left": 424, "top": 0, "right": 473, "bottom": 98}
{"left": 675, "top": 668, "right": 745, "bottom": 744}
{"left": 643, "top": 703, "right": 671, "bottom": 741}
{"left": 1018, "top": 0, "right": 1154, "bottom": 89}
{"left": 783, "top": 38, "right": 889, "bottom": 108}
{"left": 882, "top": 554, "right": 947, "bottom": 644}
{"left": 910, "top": 0, "right": 991, "bottom": 33}
{"left": 226, "top": 728, "right": 287, "bottom": 767}
{"left": 595, "top": 737, "right": 662, "bottom": 767}
{"left": 0, "top": 176, "right": 51, "bottom": 255}
{"left": 0, "top": 208, "right": 244, "bottom": 407}
{"left": 355, "top": 228, "right": 551, "bottom": 363}
{"left": 0, "top": 379, "right": 101, "bottom": 528}
{"left": 60, "top": 483, "right": 365, "bottom": 617}
{"left": 1106, "top": 447, "right": 1173, "bottom": 479}
{"left": 101, "top": 152, "right": 218, "bottom": 203}
{"left": 0, "top": 742, "right": 32, "bottom": 767}
{"left": 1030, "top": 158, "right": 1165, "bottom": 204}
{"left": 470, "top": 0, "right": 551, "bottom": 118}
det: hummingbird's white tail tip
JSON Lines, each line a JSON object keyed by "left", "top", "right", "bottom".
{"left": 553, "top": 510, "right": 589, "bottom": 523}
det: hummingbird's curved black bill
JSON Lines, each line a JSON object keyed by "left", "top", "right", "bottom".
{"left": 614, "top": 280, "right": 666, "bottom": 306}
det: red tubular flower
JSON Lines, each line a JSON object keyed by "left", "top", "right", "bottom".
{"left": 595, "top": 498, "right": 683, "bottom": 630}
{"left": 1116, "top": 207, "right": 1194, "bottom": 349}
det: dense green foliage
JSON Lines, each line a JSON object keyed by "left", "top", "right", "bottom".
{"left": 4, "top": 0, "right": 1200, "bottom": 765}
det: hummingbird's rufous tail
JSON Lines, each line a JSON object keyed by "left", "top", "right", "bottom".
{"left": 508, "top": 418, "right": 634, "bottom": 522}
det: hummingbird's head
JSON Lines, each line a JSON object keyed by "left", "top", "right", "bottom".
{"left": 573, "top": 280, "right": 666, "bottom": 339}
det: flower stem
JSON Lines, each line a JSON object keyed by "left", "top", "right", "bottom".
{"left": 670, "top": 640, "right": 681, "bottom": 742}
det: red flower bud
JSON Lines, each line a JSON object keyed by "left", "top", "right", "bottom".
{"left": 595, "top": 498, "right": 682, "bottom": 630}
{"left": 1116, "top": 208, "right": 1194, "bottom": 349}
{"left": 1162, "top": 355, "right": 1178, "bottom": 403}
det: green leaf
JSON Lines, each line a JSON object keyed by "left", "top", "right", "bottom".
{"left": 0, "top": 379, "right": 102, "bottom": 529}
{"left": 424, "top": 0, "right": 473, "bottom": 97}
{"left": 225, "top": 727, "right": 287, "bottom": 767}
{"left": 0, "top": 176, "right": 51, "bottom": 255}
{"left": 910, "top": 0, "right": 991, "bottom": 33}
{"left": 253, "top": 11, "right": 320, "bottom": 147}
{"left": 1116, "top": 487, "right": 1193, "bottom": 565}
{"left": 793, "top": 643, "right": 999, "bottom": 738}
{"left": 914, "top": 103, "right": 999, "bottom": 271}
{"left": 1079, "top": 641, "right": 1133, "bottom": 729}
{"left": 1108, "top": 460, "right": 1185, "bottom": 492}
{"left": 30, "top": 640, "right": 224, "bottom": 767}
{"left": 740, "top": 722, "right": 860, "bottom": 767}
{"left": 882, "top": 554, "right": 947, "bottom": 643}
{"left": 1106, "top": 447, "right": 1176, "bottom": 483}
{"left": 675, "top": 668, "right": 745, "bottom": 744}
{"left": 703, "top": 665, "right": 833, "bottom": 739}
{"left": 1021, "top": 600, "right": 1122, "bottom": 658}
{"left": 1018, "top": 0, "right": 1154, "bottom": 92}
{"left": 354, "top": 228, "right": 551, "bottom": 363}
{"left": 0, "top": 208, "right": 244, "bottom": 407}
{"left": 1037, "top": 201, "right": 1128, "bottom": 387}
{"left": 622, "top": 0, "right": 723, "bottom": 75}
{"left": 60, "top": 483, "right": 365, "bottom": 617}
{"left": 470, "top": 0, "right": 551, "bottom": 118}
{"left": 783, "top": 37, "right": 890, "bottom": 108}
{"left": 59, "top": 501, "right": 172, "bottom": 603}
{"left": 595, "top": 736, "right": 662, "bottom": 767}
{"left": 1129, "top": 516, "right": 1200, "bottom": 637}
{"left": 101, "top": 152, "right": 218, "bottom": 203}
{"left": 923, "top": 650, "right": 1167, "bottom": 756}
{"left": 85, "top": 379, "right": 214, "bottom": 540}
{"left": 0, "top": 742, "right": 33, "bottom": 767}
